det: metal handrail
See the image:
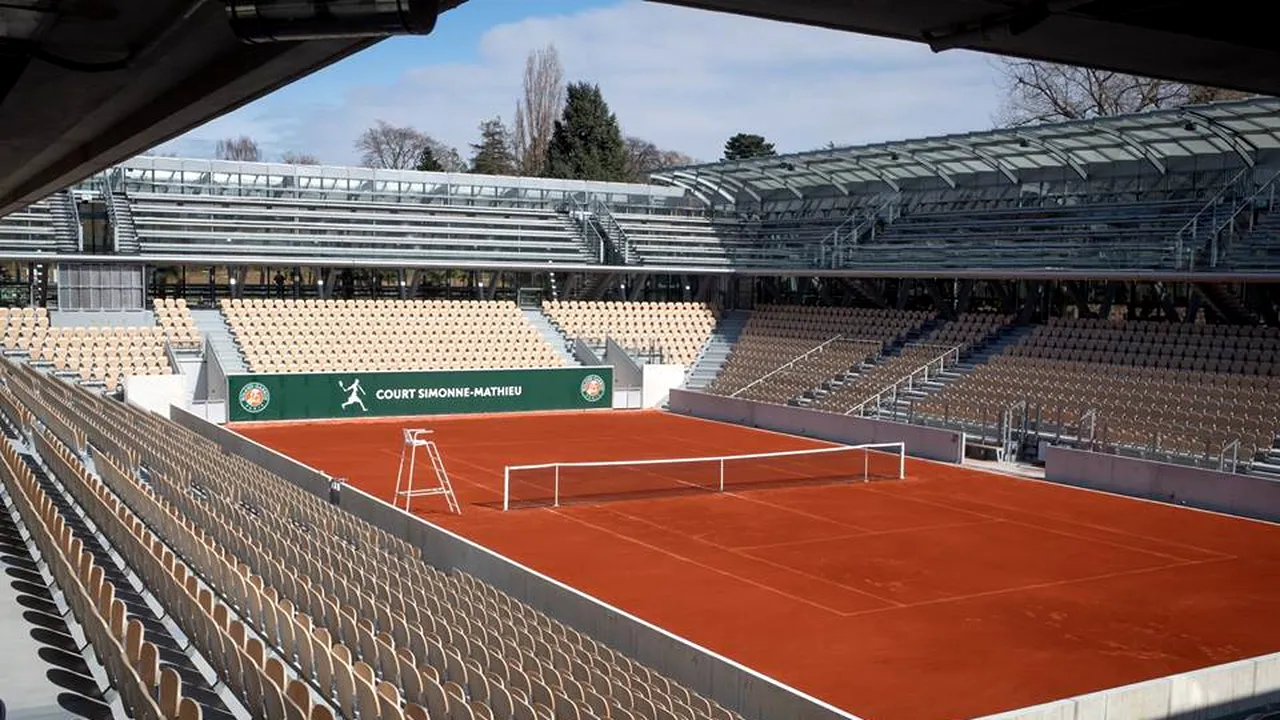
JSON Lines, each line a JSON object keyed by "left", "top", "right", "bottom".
{"left": 587, "top": 197, "right": 632, "bottom": 263}
{"left": 844, "top": 345, "right": 960, "bottom": 416}
{"left": 1219, "top": 438, "right": 1240, "bottom": 473}
{"left": 817, "top": 194, "right": 899, "bottom": 268}
{"left": 1172, "top": 166, "right": 1253, "bottom": 268}
{"left": 1202, "top": 167, "right": 1280, "bottom": 268}
{"left": 566, "top": 194, "right": 607, "bottom": 263}
{"left": 730, "top": 334, "right": 856, "bottom": 398}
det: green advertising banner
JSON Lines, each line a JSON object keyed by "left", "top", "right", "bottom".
{"left": 227, "top": 366, "right": 613, "bottom": 422}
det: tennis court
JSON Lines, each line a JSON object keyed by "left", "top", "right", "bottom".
{"left": 234, "top": 410, "right": 1280, "bottom": 720}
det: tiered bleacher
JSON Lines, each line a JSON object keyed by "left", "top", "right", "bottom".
{"left": 805, "top": 313, "right": 1012, "bottom": 413}
{"left": 914, "top": 318, "right": 1280, "bottom": 462}
{"left": 0, "top": 308, "right": 176, "bottom": 392}
{"left": 0, "top": 195, "right": 62, "bottom": 253}
{"left": 222, "top": 299, "right": 564, "bottom": 373}
{"left": 706, "top": 307, "right": 933, "bottom": 404}
{"left": 154, "top": 297, "right": 202, "bottom": 350}
{"left": 647, "top": 98, "right": 1280, "bottom": 272}
{"left": 607, "top": 212, "right": 808, "bottom": 267}
{"left": 541, "top": 300, "right": 717, "bottom": 365}
{"left": 0, "top": 359, "right": 745, "bottom": 720}
{"left": 128, "top": 192, "right": 593, "bottom": 263}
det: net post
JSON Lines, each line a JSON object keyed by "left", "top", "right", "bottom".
{"left": 898, "top": 442, "right": 906, "bottom": 479}
{"left": 554, "top": 465, "right": 561, "bottom": 508}
{"left": 864, "top": 448, "right": 869, "bottom": 482}
{"left": 718, "top": 458, "right": 725, "bottom": 492}
{"left": 503, "top": 466, "right": 510, "bottom": 512}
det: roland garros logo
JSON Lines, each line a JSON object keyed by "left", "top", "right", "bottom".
{"left": 579, "top": 374, "right": 606, "bottom": 403}
{"left": 238, "top": 381, "right": 271, "bottom": 414}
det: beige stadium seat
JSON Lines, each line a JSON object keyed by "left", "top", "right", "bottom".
{"left": 541, "top": 300, "right": 718, "bottom": 366}
{"left": 221, "top": 299, "right": 564, "bottom": 374}
{"left": 707, "top": 306, "right": 934, "bottom": 405}
{"left": 916, "top": 319, "right": 1280, "bottom": 461}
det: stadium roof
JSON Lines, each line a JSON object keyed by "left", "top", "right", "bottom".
{"left": 653, "top": 98, "right": 1280, "bottom": 201}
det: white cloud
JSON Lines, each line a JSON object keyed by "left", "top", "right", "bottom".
{"left": 160, "top": 1, "right": 1003, "bottom": 165}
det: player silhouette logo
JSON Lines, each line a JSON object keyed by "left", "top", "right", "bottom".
{"left": 338, "top": 378, "right": 368, "bottom": 412}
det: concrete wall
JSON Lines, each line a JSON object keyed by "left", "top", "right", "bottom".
{"left": 605, "top": 336, "right": 643, "bottom": 389}
{"left": 573, "top": 338, "right": 601, "bottom": 366}
{"left": 668, "top": 389, "right": 965, "bottom": 464}
{"left": 49, "top": 309, "right": 154, "bottom": 327}
{"left": 975, "top": 653, "right": 1280, "bottom": 720}
{"left": 123, "top": 374, "right": 187, "bottom": 419}
{"left": 1045, "top": 446, "right": 1280, "bottom": 523}
{"left": 169, "top": 404, "right": 859, "bottom": 720}
{"left": 642, "top": 364, "right": 686, "bottom": 408}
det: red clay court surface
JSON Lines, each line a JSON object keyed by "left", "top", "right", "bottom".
{"left": 233, "top": 410, "right": 1280, "bottom": 720}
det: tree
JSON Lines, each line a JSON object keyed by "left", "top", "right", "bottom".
{"left": 623, "top": 136, "right": 695, "bottom": 182}
{"left": 470, "top": 117, "right": 517, "bottom": 175}
{"left": 356, "top": 121, "right": 431, "bottom": 169}
{"left": 722, "top": 133, "right": 776, "bottom": 161}
{"left": 994, "top": 58, "right": 1251, "bottom": 126}
{"left": 513, "top": 44, "right": 566, "bottom": 177}
{"left": 215, "top": 136, "right": 261, "bottom": 162}
{"left": 416, "top": 139, "right": 466, "bottom": 173}
{"left": 416, "top": 145, "right": 444, "bottom": 172}
{"left": 281, "top": 151, "right": 320, "bottom": 165}
{"left": 544, "top": 82, "right": 628, "bottom": 182}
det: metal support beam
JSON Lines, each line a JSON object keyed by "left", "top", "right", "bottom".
{"left": 956, "top": 279, "right": 975, "bottom": 314}
{"left": 1180, "top": 110, "right": 1257, "bottom": 167}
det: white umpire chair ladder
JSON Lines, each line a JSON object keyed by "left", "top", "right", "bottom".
{"left": 394, "top": 429, "right": 460, "bottom": 514}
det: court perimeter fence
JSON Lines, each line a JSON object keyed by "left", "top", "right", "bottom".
{"left": 171, "top": 406, "right": 1280, "bottom": 720}
{"left": 667, "top": 388, "right": 965, "bottom": 464}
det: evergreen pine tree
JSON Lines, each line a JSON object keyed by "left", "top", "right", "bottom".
{"left": 723, "top": 133, "right": 777, "bottom": 161}
{"left": 470, "top": 117, "right": 517, "bottom": 175}
{"left": 544, "top": 82, "right": 628, "bottom": 182}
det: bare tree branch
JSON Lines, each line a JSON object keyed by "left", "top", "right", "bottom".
{"left": 215, "top": 136, "right": 261, "bottom": 162}
{"left": 623, "top": 136, "right": 695, "bottom": 182}
{"left": 993, "top": 58, "right": 1250, "bottom": 127}
{"left": 356, "top": 121, "right": 430, "bottom": 169}
{"left": 513, "top": 44, "right": 565, "bottom": 176}
{"left": 281, "top": 151, "right": 320, "bottom": 165}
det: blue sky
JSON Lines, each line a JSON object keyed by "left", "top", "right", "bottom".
{"left": 160, "top": 0, "right": 1004, "bottom": 165}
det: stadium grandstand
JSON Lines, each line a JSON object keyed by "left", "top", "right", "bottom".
{"left": 0, "top": 96, "right": 1279, "bottom": 720}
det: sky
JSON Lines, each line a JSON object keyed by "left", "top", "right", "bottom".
{"left": 157, "top": 0, "right": 1006, "bottom": 166}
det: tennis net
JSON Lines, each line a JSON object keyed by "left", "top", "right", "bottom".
{"left": 501, "top": 442, "right": 905, "bottom": 510}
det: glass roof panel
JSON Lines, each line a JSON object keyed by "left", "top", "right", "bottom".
{"left": 659, "top": 98, "right": 1280, "bottom": 195}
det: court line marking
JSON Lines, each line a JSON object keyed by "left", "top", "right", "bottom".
{"left": 861, "top": 483, "right": 1236, "bottom": 564}
{"left": 386, "top": 423, "right": 1225, "bottom": 616}
{"left": 838, "top": 556, "right": 1234, "bottom": 618}
{"left": 729, "top": 517, "right": 999, "bottom": 552}
{"left": 663, "top": 408, "right": 1280, "bottom": 533}
{"left": 507, "top": 449, "right": 911, "bottom": 613}
{"left": 888, "top": 483, "right": 1239, "bottom": 561}
{"left": 550, "top": 508, "right": 877, "bottom": 617}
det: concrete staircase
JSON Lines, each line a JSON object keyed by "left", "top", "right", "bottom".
{"left": 794, "top": 316, "right": 943, "bottom": 407}
{"left": 108, "top": 192, "right": 140, "bottom": 254}
{"left": 685, "top": 310, "right": 748, "bottom": 390}
{"left": 191, "top": 309, "right": 247, "bottom": 374}
{"left": 52, "top": 190, "right": 81, "bottom": 252}
{"left": 522, "top": 308, "right": 579, "bottom": 366}
{"left": 1249, "top": 441, "right": 1280, "bottom": 480}
{"left": 873, "top": 323, "right": 1038, "bottom": 421}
